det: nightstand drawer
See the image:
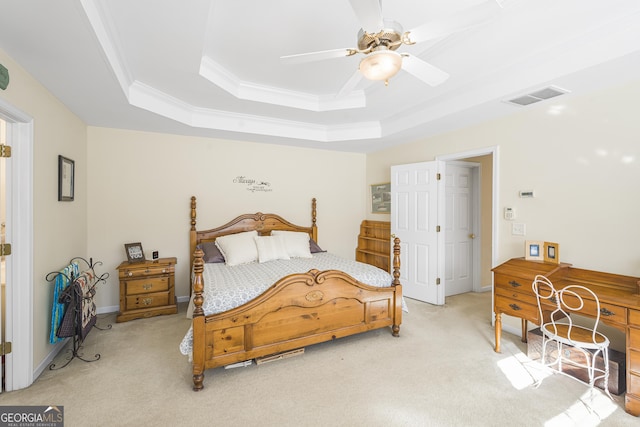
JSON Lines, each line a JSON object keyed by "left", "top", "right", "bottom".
{"left": 126, "top": 291, "right": 170, "bottom": 310}
{"left": 119, "top": 264, "right": 174, "bottom": 279}
{"left": 124, "top": 276, "right": 169, "bottom": 295}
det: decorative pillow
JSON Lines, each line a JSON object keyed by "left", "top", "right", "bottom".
{"left": 196, "top": 241, "right": 225, "bottom": 263}
{"left": 254, "top": 235, "right": 290, "bottom": 263}
{"left": 309, "top": 238, "right": 325, "bottom": 253}
{"left": 271, "top": 230, "right": 313, "bottom": 258}
{"left": 214, "top": 230, "right": 259, "bottom": 266}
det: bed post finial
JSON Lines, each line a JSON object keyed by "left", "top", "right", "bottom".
{"left": 311, "top": 198, "right": 317, "bottom": 227}
{"left": 392, "top": 237, "right": 401, "bottom": 286}
{"left": 190, "top": 196, "right": 197, "bottom": 231}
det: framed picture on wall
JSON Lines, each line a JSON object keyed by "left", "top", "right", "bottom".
{"left": 124, "top": 242, "right": 146, "bottom": 263}
{"left": 371, "top": 183, "right": 391, "bottom": 214}
{"left": 58, "top": 155, "right": 75, "bottom": 201}
{"left": 544, "top": 241, "right": 560, "bottom": 264}
{"left": 525, "top": 240, "right": 544, "bottom": 261}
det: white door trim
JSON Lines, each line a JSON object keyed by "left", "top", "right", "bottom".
{"left": 0, "top": 98, "right": 34, "bottom": 391}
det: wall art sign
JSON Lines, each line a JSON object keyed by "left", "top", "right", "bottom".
{"left": 371, "top": 183, "right": 391, "bottom": 214}
{"left": 233, "top": 175, "right": 272, "bottom": 193}
{"left": 58, "top": 155, "right": 75, "bottom": 201}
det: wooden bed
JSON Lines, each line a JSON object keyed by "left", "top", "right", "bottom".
{"left": 188, "top": 196, "right": 403, "bottom": 391}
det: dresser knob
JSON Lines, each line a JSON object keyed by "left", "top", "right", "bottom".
{"left": 128, "top": 272, "right": 133, "bottom": 277}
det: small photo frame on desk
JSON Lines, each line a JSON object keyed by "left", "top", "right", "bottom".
{"left": 525, "top": 240, "right": 544, "bottom": 261}
{"left": 544, "top": 241, "right": 560, "bottom": 264}
{"left": 124, "top": 242, "right": 146, "bottom": 263}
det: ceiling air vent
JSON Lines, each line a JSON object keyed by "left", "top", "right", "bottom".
{"left": 505, "top": 86, "right": 568, "bottom": 107}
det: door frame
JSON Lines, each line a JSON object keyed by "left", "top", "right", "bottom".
{"left": 437, "top": 146, "right": 500, "bottom": 293}
{"left": 0, "top": 98, "right": 34, "bottom": 391}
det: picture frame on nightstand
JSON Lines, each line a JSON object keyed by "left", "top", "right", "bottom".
{"left": 124, "top": 242, "right": 145, "bottom": 263}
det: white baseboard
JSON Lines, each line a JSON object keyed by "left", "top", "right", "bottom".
{"left": 34, "top": 338, "right": 69, "bottom": 380}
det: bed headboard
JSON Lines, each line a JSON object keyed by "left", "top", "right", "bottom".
{"left": 189, "top": 196, "right": 318, "bottom": 268}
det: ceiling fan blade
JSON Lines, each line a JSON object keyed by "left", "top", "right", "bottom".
{"left": 281, "top": 48, "right": 354, "bottom": 65}
{"left": 336, "top": 69, "right": 364, "bottom": 98}
{"left": 348, "top": 0, "right": 384, "bottom": 33}
{"left": 401, "top": 55, "right": 449, "bottom": 87}
{"left": 406, "top": 0, "right": 501, "bottom": 44}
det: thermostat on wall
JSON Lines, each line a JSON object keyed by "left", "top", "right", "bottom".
{"left": 519, "top": 190, "right": 535, "bottom": 198}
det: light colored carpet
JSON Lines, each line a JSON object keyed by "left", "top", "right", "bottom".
{"left": 0, "top": 292, "right": 636, "bottom": 426}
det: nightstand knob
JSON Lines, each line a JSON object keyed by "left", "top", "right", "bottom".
{"left": 162, "top": 269, "right": 166, "bottom": 273}
{"left": 128, "top": 272, "right": 133, "bottom": 277}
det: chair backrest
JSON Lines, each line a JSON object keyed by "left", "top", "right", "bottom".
{"left": 532, "top": 274, "right": 604, "bottom": 345}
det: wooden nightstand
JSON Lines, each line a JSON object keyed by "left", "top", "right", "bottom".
{"left": 116, "top": 257, "right": 177, "bottom": 322}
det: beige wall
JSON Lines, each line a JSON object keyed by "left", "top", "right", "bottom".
{"left": 366, "top": 79, "right": 640, "bottom": 342}
{"left": 87, "top": 127, "right": 367, "bottom": 309}
{"left": 0, "top": 49, "right": 87, "bottom": 370}
{"left": 367, "top": 79, "right": 640, "bottom": 276}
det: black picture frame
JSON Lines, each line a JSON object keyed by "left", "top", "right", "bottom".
{"left": 58, "top": 155, "right": 75, "bottom": 201}
{"left": 124, "top": 242, "right": 146, "bottom": 263}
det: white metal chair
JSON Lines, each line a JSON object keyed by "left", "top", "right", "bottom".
{"left": 531, "top": 274, "right": 611, "bottom": 398}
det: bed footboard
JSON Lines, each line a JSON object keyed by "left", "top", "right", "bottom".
{"left": 190, "top": 238, "right": 402, "bottom": 391}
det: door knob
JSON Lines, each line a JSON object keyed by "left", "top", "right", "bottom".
{"left": 469, "top": 233, "right": 476, "bottom": 239}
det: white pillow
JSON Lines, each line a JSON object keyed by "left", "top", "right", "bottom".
{"left": 271, "top": 230, "right": 312, "bottom": 258}
{"left": 254, "top": 235, "right": 290, "bottom": 263}
{"left": 214, "top": 230, "right": 258, "bottom": 266}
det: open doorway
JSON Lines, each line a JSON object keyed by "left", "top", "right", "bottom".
{"left": 438, "top": 147, "right": 498, "bottom": 300}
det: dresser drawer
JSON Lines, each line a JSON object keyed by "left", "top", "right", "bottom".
{"left": 631, "top": 327, "right": 640, "bottom": 352}
{"left": 495, "top": 295, "right": 539, "bottom": 323}
{"left": 119, "top": 264, "right": 174, "bottom": 279}
{"left": 630, "top": 349, "right": 640, "bottom": 374}
{"left": 124, "top": 276, "right": 169, "bottom": 295}
{"left": 630, "top": 310, "right": 640, "bottom": 327}
{"left": 126, "top": 291, "right": 170, "bottom": 310}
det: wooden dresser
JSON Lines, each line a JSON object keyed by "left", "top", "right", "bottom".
{"left": 116, "top": 257, "right": 177, "bottom": 322}
{"left": 355, "top": 220, "right": 391, "bottom": 272}
{"left": 492, "top": 258, "right": 640, "bottom": 416}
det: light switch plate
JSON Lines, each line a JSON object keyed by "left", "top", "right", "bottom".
{"left": 512, "top": 223, "right": 526, "bottom": 236}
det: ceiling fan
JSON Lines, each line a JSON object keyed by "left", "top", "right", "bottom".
{"left": 281, "top": 0, "right": 502, "bottom": 95}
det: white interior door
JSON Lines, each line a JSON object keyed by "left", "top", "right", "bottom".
{"left": 391, "top": 161, "right": 445, "bottom": 305}
{"left": 444, "top": 163, "right": 476, "bottom": 296}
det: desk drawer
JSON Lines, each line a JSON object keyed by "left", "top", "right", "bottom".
{"left": 495, "top": 286, "right": 538, "bottom": 307}
{"left": 494, "top": 274, "right": 533, "bottom": 293}
{"left": 559, "top": 293, "right": 627, "bottom": 326}
{"left": 630, "top": 349, "right": 640, "bottom": 374}
{"left": 126, "top": 291, "right": 170, "bottom": 309}
{"left": 495, "top": 295, "right": 539, "bottom": 323}
{"left": 124, "top": 277, "right": 169, "bottom": 295}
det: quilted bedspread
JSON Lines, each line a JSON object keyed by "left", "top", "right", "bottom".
{"left": 179, "top": 252, "right": 403, "bottom": 356}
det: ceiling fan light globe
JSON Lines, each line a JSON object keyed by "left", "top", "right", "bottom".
{"left": 359, "top": 50, "right": 402, "bottom": 81}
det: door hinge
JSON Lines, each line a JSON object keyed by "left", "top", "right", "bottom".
{"left": 436, "top": 225, "right": 441, "bottom": 232}
{"left": 0, "top": 341, "right": 11, "bottom": 356}
{"left": 0, "top": 243, "right": 10, "bottom": 256}
{"left": 436, "top": 278, "right": 441, "bottom": 285}
{"left": 436, "top": 173, "right": 441, "bottom": 180}
{"left": 0, "top": 144, "right": 11, "bottom": 158}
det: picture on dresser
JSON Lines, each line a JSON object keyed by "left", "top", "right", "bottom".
{"left": 544, "top": 241, "right": 560, "bottom": 264}
{"left": 124, "top": 242, "right": 145, "bottom": 263}
{"left": 525, "top": 240, "right": 544, "bottom": 261}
